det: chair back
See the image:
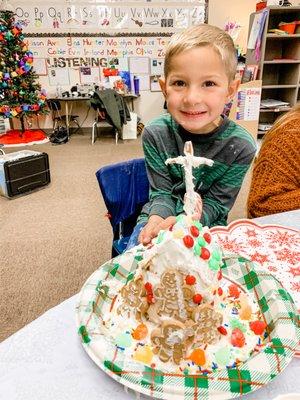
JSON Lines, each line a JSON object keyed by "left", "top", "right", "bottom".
{"left": 96, "top": 158, "right": 149, "bottom": 236}
{"left": 47, "top": 99, "right": 62, "bottom": 111}
{"left": 47, "top": 99, "right": 62, "bottom": 123}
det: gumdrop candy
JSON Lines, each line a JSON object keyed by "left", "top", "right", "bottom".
{"left": 215, "top": 347, "right": 231, "bottom": 365}
{"left": 132, "top": 324, "right": 148, "bottom": 340}
{"left": 188, "top": 348, "right": 206, "bottom": 366}
{"left": 231, "top": 328, "right": 245, "bottom": 347}
{"left": 239, "top": 304, "right": 252, "bottom": 320}
{"left": 228, "top": 284, "right": 240, "bottom": 299}
{"left": 115, "top": 332, "right": 132, "bottom": 348}
{"left": 133, "top": 345, "right": 154, "bottom": 364}
{"left": 249, "top": 320, "right": 267, "bottom": 335}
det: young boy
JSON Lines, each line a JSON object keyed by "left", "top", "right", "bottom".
{"left": 129, "top": 24, "right": 257, "bottom": 248}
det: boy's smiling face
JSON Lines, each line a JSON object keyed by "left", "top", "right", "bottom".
{"left": 160, "top": 46, "right": 239, "bottom": 134}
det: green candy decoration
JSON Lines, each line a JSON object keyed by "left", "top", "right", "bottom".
{"left": 194, "top": 243, "right": 201, "bottom": 256}
{"left": 193, "top": 220, "right": 202, "bottom": 231}
{"left": 197, "top": 236, "right": 206, "bottom": 247}
{"left": 230, "top": 318, "right": 246, "bottom": 332}
{"left": 176, "top": 214, "right": 185, "bottom": 223}
{"left": 157, "top": 230, "right": 165, "bottom": 244}
{"left": 208, "top": 258, "right": 220, "bottom": 271}
{"left": 215, "top": 347, "right": 231, "bottom": 366}
{"left": 212, "top": 250, "right": 221, "bottom": 261}
{"left": 115, "top": 332, "right": 132, "bottom": 348}
{"left": 78, "top": 325, "right": 91, "bottom": 344}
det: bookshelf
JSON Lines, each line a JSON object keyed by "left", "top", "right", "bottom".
{"left": 246, "top": 6, "right": 300, "bottom": 136}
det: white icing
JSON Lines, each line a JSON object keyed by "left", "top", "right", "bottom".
{"left": 102, "top": 215, "right": 266, "bottom": 373}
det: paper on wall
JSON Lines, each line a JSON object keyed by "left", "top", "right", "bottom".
{"left": 236, "top": 87, "right": 261, "bottom": 121}
{"left": 248, "top": 13, "right": 262, "bottom": 50}
{"left": 135, "top": 75, "right": 150, "bottom": 91}
{"left": 150, "top": 59, "right": 164, "bottom": 75}
{"left": 48, "top": 68, "right": 70, "bottom": 86}
{"left": 80, "top": 67, "right": 100, "bottom": 84}
{"left": 129, "top": 57, "right": 149, "bottom": 74}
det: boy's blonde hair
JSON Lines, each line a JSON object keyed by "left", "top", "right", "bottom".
{"left": 164, "top": 24, "right": 238, "bottom": 81}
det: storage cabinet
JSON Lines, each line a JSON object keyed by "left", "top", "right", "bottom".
{"left": 246, "top": 6, "right": 300, "bottom": 136}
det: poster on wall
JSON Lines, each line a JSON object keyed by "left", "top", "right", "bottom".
{"left": 129, "top": 57, "right": 149, "bottom": 74}
{"left": 150, "top": 59, "right": 164, "bottom": 75}
{"left": 11, "top": 2, "right": 208, "bottom": 34}
{"left": 33, "top": 58, "right": 47, "bottom": 75}
{"left": 79, "top": 67, "right": 100, "bottom": 84}
{"left": 236, "top": 87, "right": 261, "bottom": 121}
{"left": 48, "top": 67, "right": 70, "bottom": 86}
{"left": 150, "top": 76, "right": 161, "bottom": 92}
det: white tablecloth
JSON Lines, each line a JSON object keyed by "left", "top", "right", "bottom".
{"left": 1, "top": 211, "right": 299, "bottom": 400}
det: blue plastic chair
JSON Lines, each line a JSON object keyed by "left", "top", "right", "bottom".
{"left": 95, "top": 158, "right": 149, "bottom": 257}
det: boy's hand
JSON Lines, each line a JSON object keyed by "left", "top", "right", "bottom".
{"left": 139, "top": 215, "right": 176, "bottom": 245}
{"left": 139, "top": 193, "right": 203, "bottom": 246}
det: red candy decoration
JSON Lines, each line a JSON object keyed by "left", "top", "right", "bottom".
{"left": 217, "top": 326, "right": 227, "bottom": 335}
{"left": 231, "top": 328, "right": 245, "bottom": 347}
{"left": 190, "top": 225, "right": 200, "bottom": 238}
{"left": 228, "top": 284, "right": 240, "bottom": 299}
{"left": 185, "top": 275, "right": 196, "bottom": 285}
{"left": 147, "top": 294, "right": 155, "bottom": 304}
{"left": 200, "top": 247, "right": 210, "bottom": 260}
{"left": 193, "top": 293, "right": 203, "bottom": 304}
{"left": 203, "top": 232, "right": 211, "bottom": 244}
{"left": 217, "top": 287, "right": 223, "bottom": 296}
{"left": 144, "top": 282, "right": 152, "bottom": 292}
{"left": 183, "top": 235, "right": 194, "bottom": 248}
{"left": 145, "top": 282, "right": 154, "bottom": 304}
{"left": 217, "top": 270, "right": 223, "bottom": 281}
{"left": 249, "top": 320, "right": 267, "bottom": 335}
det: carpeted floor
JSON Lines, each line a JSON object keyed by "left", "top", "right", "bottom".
{"left": 0, "top": 134, "right": 143, "bottom": 342}
{"left": 0, "top": 132, "right": 251, "bottom": 342}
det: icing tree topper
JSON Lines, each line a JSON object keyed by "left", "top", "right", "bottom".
{"left": 165, "top": 141, "right": 214, "bottom": 215}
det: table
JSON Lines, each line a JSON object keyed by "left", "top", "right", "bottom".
{"left": 253, "top": 209, "right": 300, "bottom": 230}
{"left": 51, "top": 93, "right": 138, "bottom": 135}
{"left": 1, "top": 211, "right": 299, "bottom": 400}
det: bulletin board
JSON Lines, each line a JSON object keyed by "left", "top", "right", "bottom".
{"left": 10, "top": 0, "right": 208, "bottom": 92}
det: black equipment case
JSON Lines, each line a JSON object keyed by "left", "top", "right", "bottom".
{"left": 0, "top": 150, "right": 50, "bottom": 198}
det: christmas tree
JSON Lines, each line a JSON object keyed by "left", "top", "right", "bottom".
{"left": 0, "top": 9, "right": 47, "bottom": 134}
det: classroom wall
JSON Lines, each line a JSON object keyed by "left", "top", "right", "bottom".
{"left": 208, "top": 0, "right": 257, "bottom": 55}
{"left": 11, "top": 1, "right": 265, "bottom": 130}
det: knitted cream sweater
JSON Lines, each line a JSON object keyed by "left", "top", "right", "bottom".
{"left": 247, "top": 120, "right": 300, "bottom": 218}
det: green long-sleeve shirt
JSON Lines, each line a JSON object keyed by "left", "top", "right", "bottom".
{"left": 138, "top": 113, "right": 257, "bottom": 227}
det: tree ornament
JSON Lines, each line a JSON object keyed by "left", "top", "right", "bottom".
{"left": 0, "top": 9, "right": 47, "bottom": 132}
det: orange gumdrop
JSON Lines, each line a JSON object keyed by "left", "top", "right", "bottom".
{"left": 239, "top": 305, "right": 252, "bottom": 320}
{"left": 189, "top": 348, "right": 206, "bottom": 366}
{"left": 132, "top": 324, "right": 148, "bottom": 340}
{"left": 228, "top": 284, "right": 240, "bottom": 299}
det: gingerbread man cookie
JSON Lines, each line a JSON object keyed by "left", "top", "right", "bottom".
{"left": 191, "top": 304, "right": 223, "bottom": 345}
{"left": 147, "top": 270, "right": 194, "bottom": 324}
{"left": 151, "top": 320, "right": 191, "bottom": 365}
{"left": 117, "top": 277, "right": 148, "bottom": 320}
